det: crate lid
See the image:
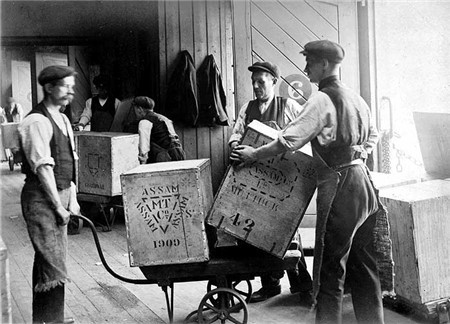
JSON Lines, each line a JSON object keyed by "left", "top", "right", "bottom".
{"left": 380, "top": 179, "right": 450, "bottom": 202}
{"left": 122, "top": 159, "right": 210, "bottom": 175}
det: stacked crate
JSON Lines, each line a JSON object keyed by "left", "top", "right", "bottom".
{"left": 76, "top": 132, "right": 139, "bottom": 196}
{"left": 380, "top": 179, "right": 450, "bottom": 314}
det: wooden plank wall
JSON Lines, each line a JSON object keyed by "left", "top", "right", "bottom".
{"left": 158, "top": 0, "right": 235, "bottom": 193}
{"left": 233, "top": 0, "right": 359, "bottom": 112}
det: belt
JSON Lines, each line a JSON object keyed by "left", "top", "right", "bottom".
{"left": 331, "top": 159, "right": 364, "bottom": 171}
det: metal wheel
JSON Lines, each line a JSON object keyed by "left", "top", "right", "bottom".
{"left": 207, "top": 279, "right": 252, "bottom": 303}
{"left": 8, "top": 156, "right": 14, "bottom": 171}
{"left": 197, "top": 287, "right": 248, "bottom": 324}
{"left": 68, "top": 215, "right": 83, "bottom": 235}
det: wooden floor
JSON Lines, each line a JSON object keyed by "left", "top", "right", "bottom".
{"left": 0, "top": 162, "right": 428, "bottom": 324}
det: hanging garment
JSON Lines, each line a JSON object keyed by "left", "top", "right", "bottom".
{"left": 165, "top": 50, "right": 199, "bottom": 126}
{"left": 196, "top": 54, "right": 229, "bottom": 126}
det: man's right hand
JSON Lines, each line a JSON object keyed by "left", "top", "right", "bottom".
{"left": 55, "top": 205, "right": 71, "bottom": 226}
{"left": 73, "top": 123, "right": 84, "bottom": 131}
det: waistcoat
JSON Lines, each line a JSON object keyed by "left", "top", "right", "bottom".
{"left": 22, "top": 103, "right": 75, "bottom": 190}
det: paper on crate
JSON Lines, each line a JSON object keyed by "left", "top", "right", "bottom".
{"left": 77, "top": 132, "right": 139, "bottom": 196}
{"left": 207, "top": 120, "right": 317, "bottom": 258}
{"left": 121, "top": 159, "right": 212, "bottom": 266}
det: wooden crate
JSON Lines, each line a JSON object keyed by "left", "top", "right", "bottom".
{"left": 370, "top": 171, "right": 420, "bottom": 190}
{"left": 413, "top": 112, "right": 450, "bottom": 177}
{"left": 77, "top": 132, "right": 139, "bottom": 196}
{"left": 380, "top": 180, "right": 450, "bottom": 305}
{"left": 1, "top": 123, "right": 20, "bottom": 149}
{"left": 207, "top": 121, "right": 317, "bottom": 258}
{"left": 121, "top": 159, "right": 212, "bottom": 266}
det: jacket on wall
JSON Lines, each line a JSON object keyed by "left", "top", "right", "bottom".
{"left": 165, "top": 50, "right": 199, "bottom": 126}
{"left": 196, "top": 54, "right": 229, "bottom": 126}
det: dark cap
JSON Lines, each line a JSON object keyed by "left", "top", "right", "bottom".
{"left": 248, "top": 61, "right": 280, "bottom": 78}
{"left": 301, "top": 40, "right": 345, "bottom": 63}
{"left": 133, "top": 96, "right": 155, "bottom": 110}
{"left": 38, "top": 65, "right": 77, "bottom": 86}
{"left": 93, "top": 74, "right": 112, "bottom": 88}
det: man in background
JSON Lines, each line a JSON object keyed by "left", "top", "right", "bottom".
{"left": 4, "top": 97, "right": 24, "bottom": 123}
{"left": 230, "top": 61, "right": 314, "bottom": 305}
{"left": 123, "top": 96, "right": 185, "bottom": 163}
{"left": 74, "top": 74, "right": 120, "bottom": 132}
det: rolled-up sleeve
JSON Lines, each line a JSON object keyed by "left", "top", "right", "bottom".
{"left": 278, "top": 92, "right": 335, "bottom": 151}
{"left": 19, "top": 114, "right": 54, "bottom": 173}
{"left": 228, "top": 102, "right": 249, "bottom": 145}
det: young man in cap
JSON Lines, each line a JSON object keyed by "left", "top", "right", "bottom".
{"left": 19, "top": 65, "right": 80, "bottom": 324}
{"left": 122, "top": 96, "right": 185, "bottom": 163}
{"left": 231, "top": 40, "right": 385, "bottom": 324}
{"left": 75, "top": 74, "right": 121, "bottom": 132}
{"left": 229, "top": 61, "right": 314, "bottom": 304}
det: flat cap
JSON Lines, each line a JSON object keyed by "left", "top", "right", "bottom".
{"left": 248, "top": 61, "right": 280, "bottom": 78}
{"left": 93, "top": 74, "right": 111, "bottom": 88}
{"left": 38, "top": 65, "right": 77, "bottom": 86}
{"left": 134, "top": 96, "right": 155, "bottom": 110}
{"left": 301, "top": 40, "right": 345, "bottom": 63}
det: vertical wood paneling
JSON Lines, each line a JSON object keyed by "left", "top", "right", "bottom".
{"left": 179, "top": 0, "right": 197, "bottom": 160}
{"left": 232, "top": 0, "right": 253, "bottom": 114}
{"left": 206, "top": 0, "right": 226, "bottom": 190}
{"left": 159, "top": 0, "right": 235, "bottom": 193}
{"left": 221, "top": 0, "right": 235, "bottom": 161}
{"left": 192, "top": 1, "right": 210, "bottom": 161}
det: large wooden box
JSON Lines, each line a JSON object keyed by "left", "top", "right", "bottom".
{"left": 380, "top": 180, "right": 450, "bottom": 304}
{"left": 207, "top": 121, "right": 317, "bottom": 258}
{"left": 1, "top": 122, "right": 20, "bottom": 149}
{"left": 77, "top": 132, "right": 139, "bottom": 196}
{"left": 121, "top": 159, "right": 212, "bottom": 266}
{"left": 414, "top": 112, "right": 450, "bottom": 177}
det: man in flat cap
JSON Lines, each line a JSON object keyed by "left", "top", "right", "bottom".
{"left": 229, "top": 61, "right": 314, "bottom": 304}
{"left": 75, "top": 74, "right": 121, "bottom": 132}
{"left": 121, "top": 96, "right": 185, "bottom": 163}
{"left": 19, "top": 65, "right": 80, "bottom": 324}
{"left": 231, "top": 40, "right": 386, "bottom": 324}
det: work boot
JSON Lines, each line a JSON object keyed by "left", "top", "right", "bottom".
{"left": 249, "top": 285, "right": 282, "bottom": 303}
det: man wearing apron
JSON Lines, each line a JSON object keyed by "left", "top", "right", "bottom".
{"left": 75, "top": 74, "right": 121, "bottom": 132}
{"left": 231, "top": 40, "right": 389, "bottom": 324}
{"left": 229, "top": 61, "right": 314, "bottom": 305}
{"left": 19, "top": 65, "right": 80, "bottom": 324}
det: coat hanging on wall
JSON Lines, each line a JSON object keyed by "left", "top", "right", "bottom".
{"left": 165, "top": 50, "right": 199, "bottom": 126}
{"left": 196, "top": 54, "right": 229, "bottom": 127}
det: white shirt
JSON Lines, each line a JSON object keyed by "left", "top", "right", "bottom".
{"left": 19, "top": 110, "right": 77, "bottom": 174}
{"left": 278, "top": 91, "right": 379, "bottom": 156}
{"left": 78, "top": 97, "right": 121, "bottom": 127}
{"left": 229, "top": 97, "right": 303, "bottom": 145}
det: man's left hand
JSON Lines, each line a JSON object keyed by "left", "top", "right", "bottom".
{"left": 230, "top": 145, "right": 257, "bottom": 163}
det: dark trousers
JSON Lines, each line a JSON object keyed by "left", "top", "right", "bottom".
{"left": 32, "top": 261, "right": 65, "bottom": 324}
{"left": 261, "top": 238, "right": 313, "bottom": 292}
{"left": 315, "top": 167, "right": 384, "bottom": 324}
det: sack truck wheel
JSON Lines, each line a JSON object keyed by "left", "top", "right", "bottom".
{"left": 197, "top": 287, "right": 248, "bottom": 324}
